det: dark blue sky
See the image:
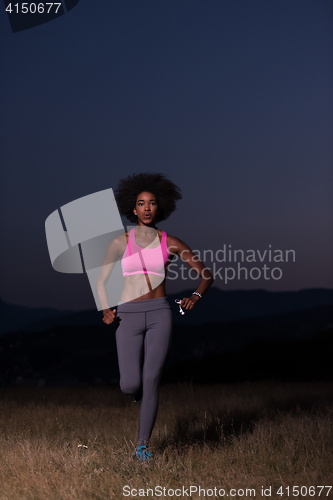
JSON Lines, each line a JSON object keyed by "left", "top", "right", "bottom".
{"left": 0, "top": 0, "right": 332, "bottom": 311}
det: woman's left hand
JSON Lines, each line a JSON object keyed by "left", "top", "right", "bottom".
{"left": 180, "top": 295, "right": 200, "bottom": 310}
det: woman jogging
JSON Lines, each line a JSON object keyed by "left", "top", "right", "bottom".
{"left": 96, "top": 173, "right": 214, "bottom": 464}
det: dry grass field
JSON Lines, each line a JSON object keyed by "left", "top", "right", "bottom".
{"left": 0, "top": 382, "right": 332, "bottom": 500}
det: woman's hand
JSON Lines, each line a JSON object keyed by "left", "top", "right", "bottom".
{"left": 180, "top": 295, "right": 200, "bottom": 311}
{"left": 102, "top": 308, "right": 117, "bottom": 325}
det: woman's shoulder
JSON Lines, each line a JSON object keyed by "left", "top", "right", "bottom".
{"left": 107, "top": 231, "right": 128, "bottom": 256}
{"left": 165, "top": 233, "right": 189, "bottom": 254}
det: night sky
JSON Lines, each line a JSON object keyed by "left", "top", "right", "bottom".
{"left": 0, "top": 0, "right": 332, "bottom": 311}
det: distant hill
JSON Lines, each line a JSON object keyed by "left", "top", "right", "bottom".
{"left": 1, "top": 288, "right": 333, "bottom": 335}
{"left": 169, "top": 303, "right": 333, "bottom": 362}
{"left": 0, "top": 303, "right": 332, "bottom": 386}
{"left": 0, "top": 298, "right": 76, "bottom": 336}
{"left": 170, "top": 288, "right": 333, "bottom": 325}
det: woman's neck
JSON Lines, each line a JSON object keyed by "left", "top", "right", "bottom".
{"left": 135, "top": 225, "right": 157, "bottom": 236}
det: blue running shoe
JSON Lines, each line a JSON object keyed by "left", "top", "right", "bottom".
{"left": 132, "top": 445, "right": 153, "bottom": 464}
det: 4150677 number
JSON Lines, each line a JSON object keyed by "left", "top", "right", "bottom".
{"left": 276, "top": 486, "right": 332, "bottom": 496}
{"left": 5, "top": 3, "right": 62, "bottom": 14}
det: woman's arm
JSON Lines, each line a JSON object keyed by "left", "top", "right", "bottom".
{"left": 96, "top": 234, "right": 124, "bottom": 324}
{"left": 168, "top": 235, "right": 214, "bottom": 311}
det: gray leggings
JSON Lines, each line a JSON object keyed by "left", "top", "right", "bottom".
{"left": 116, "top": 297, "right": 173, "bottom": 447}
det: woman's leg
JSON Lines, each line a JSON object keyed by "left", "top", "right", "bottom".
{"left": 115, "top": 311, "right": 145, "bottom": 396}
{"left": 137, "top": 307, "right": 173, "bottom": 447}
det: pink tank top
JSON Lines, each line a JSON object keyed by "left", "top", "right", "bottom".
{"left": 121, "top": 228, "right": 169, "bottom": 277}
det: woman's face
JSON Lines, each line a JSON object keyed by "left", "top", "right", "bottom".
{"left": 134, "top": 191, "right": 159, "bottom": 225}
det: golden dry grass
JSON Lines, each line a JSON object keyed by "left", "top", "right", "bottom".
{"left": 0, "top": 382, "right": 332, "bottom": 499}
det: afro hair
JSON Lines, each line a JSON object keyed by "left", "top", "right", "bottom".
{"left": 114, "top": 172, "right": 182, "bottom": 223}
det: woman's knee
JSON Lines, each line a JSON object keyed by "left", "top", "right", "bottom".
{"left": 142, "top": 373, "right": 160, "bottom": 391}
{"left": 120, "top": 380, "right": 141, "bottom": 396}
